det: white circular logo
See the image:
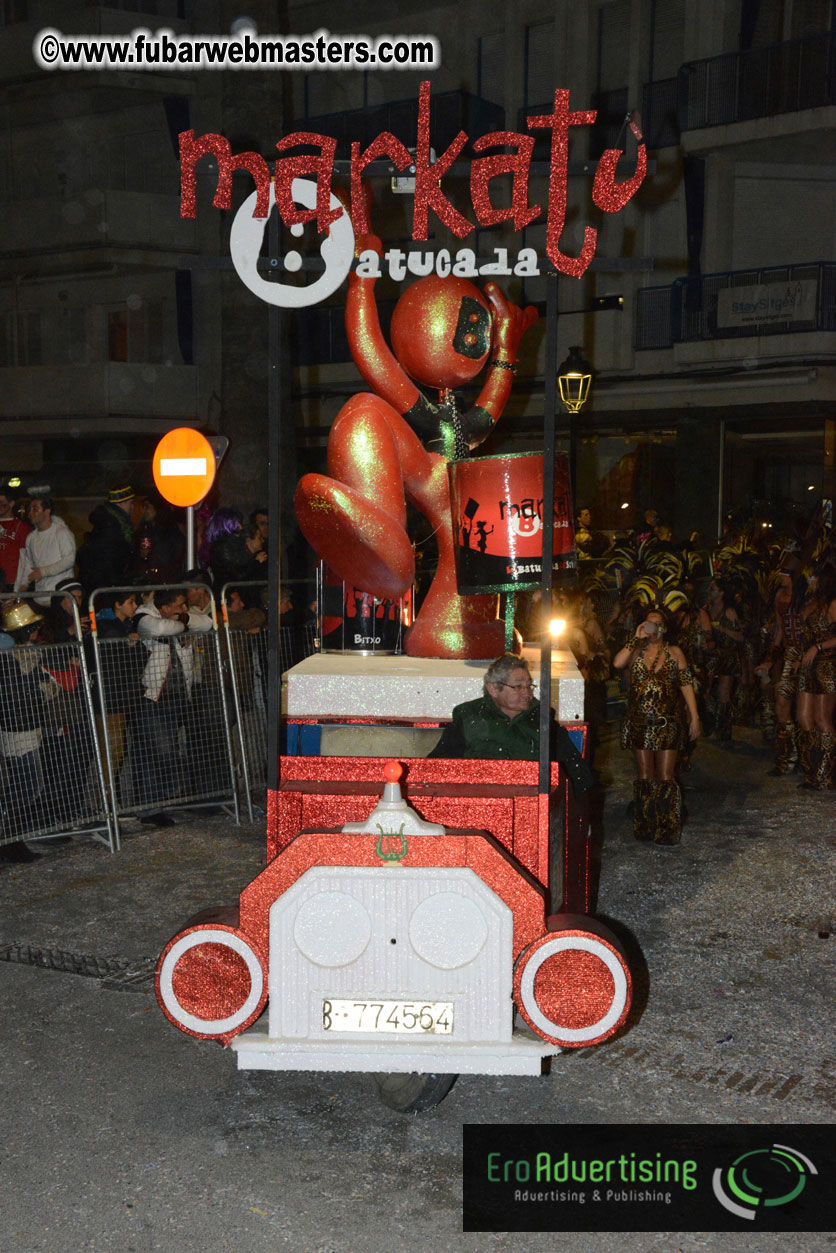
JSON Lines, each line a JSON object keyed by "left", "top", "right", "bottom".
{"left": 510, "top": 513, "right": 541, "bottom": 538}
{"left": 230, "top": 178, "right": 355, "bottom": 308}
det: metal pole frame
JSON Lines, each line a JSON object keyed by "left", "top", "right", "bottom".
{"left": 266, "top": 212, "right": 283, "bottom": 845}
{"left": 218, "top": 578, "right": 269, "bottom": 824}
{"left": 52, "top": 593, "right": 116, "bottom": 852}
{"left": 539, "top": 272, "right": 559, "bottom": 886}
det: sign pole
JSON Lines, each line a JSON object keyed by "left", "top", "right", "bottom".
{"left": 266, "top": 208, "right": 282, "bottom": 804}
{"left": 186, "top": 505, "right": 195, "bottom": 570}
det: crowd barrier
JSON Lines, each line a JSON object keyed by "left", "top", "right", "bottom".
{"left": 90, "top": 585, "right": 240, "bottom": 848}
{"left": 0, "top": 583, "right": 319, "bottom": 851}
{"left": 0, "top": 597, "right": 115, "bottom": 853}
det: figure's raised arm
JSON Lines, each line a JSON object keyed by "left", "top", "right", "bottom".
{"left": 464, "top": 284, "right": 538, "bottom": 449}
{"left": 346, "top": 233, "right": 420, "bottom": 414}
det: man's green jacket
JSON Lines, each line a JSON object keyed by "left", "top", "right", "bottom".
{"left": 428, "top": 696, "right": 596, "bottom": 795}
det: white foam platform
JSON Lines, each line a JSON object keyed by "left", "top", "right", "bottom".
{"left": 231, "top": 1027, "right": 555, "bottom": 1075}
{"left": 284, "top": 646, "right": 584, "bottom": 725}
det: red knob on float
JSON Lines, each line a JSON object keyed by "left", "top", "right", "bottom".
{"left": 383, "top": 760, "right": 403, "bottom": 784}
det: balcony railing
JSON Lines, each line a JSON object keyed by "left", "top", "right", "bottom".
{"left": 298, "top": 90, "right": 505, "bottom": 159}
{"left": 635, "top": 262, "right": 836, "bottom": 350}
{"left": 679, "top": 31, "right": 836, "bottom": 131}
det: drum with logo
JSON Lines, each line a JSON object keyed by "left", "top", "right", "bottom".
{"left": 447, "top": 452, "right": 576, "bottom": 594}
{"left": 317, "top": 563, "right": 412, "bottom": 655}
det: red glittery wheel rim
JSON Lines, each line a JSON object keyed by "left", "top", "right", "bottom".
{"left": 156, "top": 925, "right": 267, "bottom": 1043}
{"left": 513, "top": 926, "right": 631, "bottom": 1048}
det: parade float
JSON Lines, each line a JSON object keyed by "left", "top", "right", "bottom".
{"left": 156, "top": 84, "right": 644, "bottom": 1110}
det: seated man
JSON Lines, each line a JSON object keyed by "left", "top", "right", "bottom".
{"left": 428, "top": 653, "right": 596, "bottom": 796}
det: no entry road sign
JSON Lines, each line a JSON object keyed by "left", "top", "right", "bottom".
{"left": 152, "top": 428, "right": 216, "bottom": 507}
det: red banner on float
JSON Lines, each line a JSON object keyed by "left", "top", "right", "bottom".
{"left": 448, "top": 452, "right": 576, "bottom": 594}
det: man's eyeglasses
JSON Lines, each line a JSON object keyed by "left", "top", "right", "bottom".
{"left": 500, "top": 681, "right": 535, "bottom": 692}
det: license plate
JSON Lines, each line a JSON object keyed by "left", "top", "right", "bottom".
{"left": 322, "top": 998, "right": 453, "bottom": 1034}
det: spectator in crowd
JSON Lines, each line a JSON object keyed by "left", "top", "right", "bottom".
{"left": 77, "top": 485, "right": 135, "bottom": 595}
{"left": 134, "top": 587, "right": 212, "bottom": 826}
{"left": 15, "top": 496, "right": 76, "bottom": 603}
{"left": 92, "top": 590, "right": 142, "bottom": 797}
{"left": 49, "top": 577, "right": 89, "bottom": 643}
{"left": 127, "top": 493, "right": 185, "bottom": 584}
{"left": 574, "top": 507, "right": 610, "bottom": 558}
{"left": 0, "top": 484, "right": 31, "bottom": 589}
{"left": 427, "top": 653, "right": 596, "bottom": 797}
{"left": 632, "top": 508, "right": 659, "bottom": 547}
{"left": 184, "top": 569, "right": 215, "bottom": 630}
{"left": 0, "top": 603, "right": 49, "bottom": 862}
{"left": 250, "top": 508, "right": 269, "bottom": 548}
{"left": 221, "top": 586, "right": 267, "bottom": 718}
{"left": 227, "top": 586, "right": 266, "bottom": 633}
{"left": 183, "top": 570, "right": 229, "bottom": 803}
{"left": 209, "top": 510, "right": 266, "bottom": 589}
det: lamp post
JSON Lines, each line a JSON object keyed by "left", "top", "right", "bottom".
{"left": 557, "top": 344, "right": 593, "bottom": 510}
{"left": 557, "top": 344, "right": 593, "bottom": 414}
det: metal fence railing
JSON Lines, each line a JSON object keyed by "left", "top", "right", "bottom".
{"left": 0, "top": 597, "right": 114, "bottom": 853}
{"left": 90, "top": 585, "right": 239, "bottom": 847}
{"left": 0, "top": 580, "right": 322, "bottom": 851}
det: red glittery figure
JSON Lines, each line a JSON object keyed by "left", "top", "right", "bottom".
{"left": 294, "top": 234, "right": 538, "bottom": 658}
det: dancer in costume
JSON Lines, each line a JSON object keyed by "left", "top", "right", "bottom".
{"left": 756, "top": 568, "right": 806, "bottom": 775}
{"left": 797, "top": 562, "right": 836, "bottom": 790}
{"left": 613, "top": 607, "right": 700, "bottom": 846}
{"left": 704, "top": 578, "right": 744, "bottom": 743}
{"left": 665, "top": 587, "right": 710, "bottom": 773}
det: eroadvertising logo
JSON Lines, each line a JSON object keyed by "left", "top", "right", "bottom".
{"left": 712, "top": 1143, "right": 816, "bottom": 1221}
{"left": 462, "top": 1126, "right": 836, "bottom": 1233}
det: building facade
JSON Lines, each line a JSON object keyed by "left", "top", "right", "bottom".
{"left": 1, "top": 0, "right": 834, "bottom": 550}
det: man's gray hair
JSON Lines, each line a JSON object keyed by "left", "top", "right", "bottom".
{"left": 484, "top": 653, "right": 530, "bottom": 693}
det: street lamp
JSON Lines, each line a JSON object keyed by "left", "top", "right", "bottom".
{"left": 557, "top": 345, "right": 593, "bottom": 414}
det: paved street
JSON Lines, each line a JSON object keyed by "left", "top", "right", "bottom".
{"left": 1, "top": 724, "right": 834, "bottom": 1252}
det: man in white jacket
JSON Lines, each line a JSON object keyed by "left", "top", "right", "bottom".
{"left": 15, "top": 496, "right": 76, "bottom": 604}
{"left": 133, "top": 587, "right": 213, "bottom": 826}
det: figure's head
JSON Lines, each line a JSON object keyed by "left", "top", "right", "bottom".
{"left": 484, "top": 654, "right": 535, "bottom": 718}
{"left": 389, "top": 275, "right": 492, "bottom": 389}
{"left": 577, "top": 508, "right": 592, "bottom": 529}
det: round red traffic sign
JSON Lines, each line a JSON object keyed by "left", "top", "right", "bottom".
{"left": 152, "top": 428, "right": 216, "bottom": 508}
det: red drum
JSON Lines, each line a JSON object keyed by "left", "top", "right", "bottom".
{"left": 448, "top": 452, "right": 576, "bottom": 594}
